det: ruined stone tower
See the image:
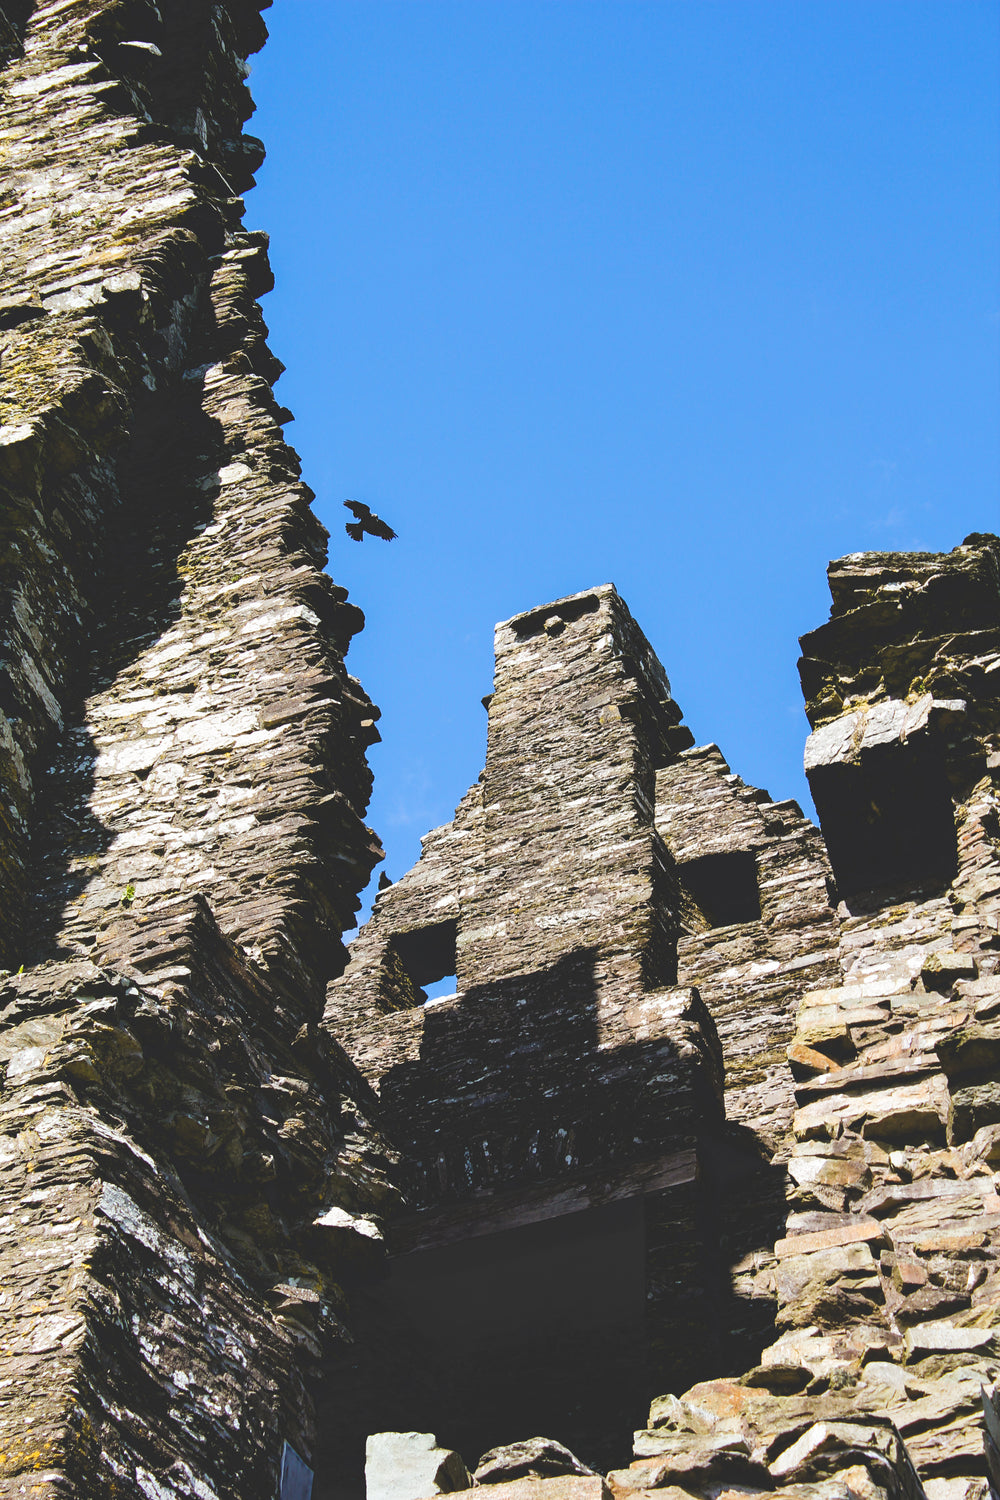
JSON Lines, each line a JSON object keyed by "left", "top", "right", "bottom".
{"left": 1, "top": 6, "right": 1000, "bottom": 1500}
{"left": 326, "top": 543, "right": 1000, "bottom": 1496}
{"left": 322, "top": 585, "right": 839, "bottom": 1464}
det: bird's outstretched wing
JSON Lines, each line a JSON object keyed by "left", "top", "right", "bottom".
{"left": 345, "top": 520, "right": 365, "bottom": 541}
{"left": 344, "top": 499, "right": 370, "bottom": 520}
{"left": 366, "top": 514, "right": 397, "bottom": 541}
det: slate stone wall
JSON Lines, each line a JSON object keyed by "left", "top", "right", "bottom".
{"left": 324, "top": 585, "right": 846, "bottom": 1444}
{"left": 329, "top": 543, "right": 1000, "bottom": 1496}
{"left": 326, "top": 586, "right": 725, "bottom": 1217}
{"left": 625, "top": 538, "right": 1000, "bottom": 1500}
{"left": 0, "top": 5, "right": 396, "bottom": 1497}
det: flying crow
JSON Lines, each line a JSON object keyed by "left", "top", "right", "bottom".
{"left": 344, "top": 499, "right": 397, "bottom": 542}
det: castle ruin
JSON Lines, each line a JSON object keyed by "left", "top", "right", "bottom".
{"left": 0, "top": 5, "right": 999, "bottom": 1500}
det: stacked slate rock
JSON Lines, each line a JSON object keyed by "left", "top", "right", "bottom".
{"left": 615, "top": 538, "right": 1000, "bottom": 1500}
{"left": 0, "top": 4, "right": 395, "bottom": 1497}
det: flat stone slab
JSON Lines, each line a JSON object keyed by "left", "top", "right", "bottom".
{"left": 774, "top": 1218, "right": 884, "bottom": 1258}
{"left": 460, "top": 1480, "right": 610, "bottom": 1500}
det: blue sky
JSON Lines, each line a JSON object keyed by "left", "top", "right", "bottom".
{"left": 247, "top": 0, "right": 999, "bottom": 916}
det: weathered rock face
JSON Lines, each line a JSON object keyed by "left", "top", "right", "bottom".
{"left": 323, "top": 588, "right": 729, "bottom": 1464}
{"left": 365, "top": 1431, "right": 471, "bottom": 1500}
{"left": 0, "top": 0, "right": 380, "bottom": 1000}
{"left": 336, "top": 542, "right": 1000, "bottom": 1494}
{"left": 616, "top": 538, "right": 1000, "bottom": 1500}
{"left": 800, "top": 536, "right": 999, "bottom": 909}
{"left": 0, "top": 4, "right": 395, "bottom": 1498}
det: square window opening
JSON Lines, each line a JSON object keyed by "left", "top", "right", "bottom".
{"left": 391, "top": 919, "right": 459, "bottom": 998}
{"left": 678, "top": 850, "right": 761, "bottom": 928}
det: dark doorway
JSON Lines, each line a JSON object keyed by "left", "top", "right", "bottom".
{"left": 310, "top": 1198, "right": 648, "bottom": 1497}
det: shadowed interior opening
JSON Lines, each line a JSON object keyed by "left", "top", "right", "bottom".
{"left": 808, "top": 740, "right": 958, "bottom": 903}
{"left": 678, "top": 851, "right": 761, "bottom": 927}
{"left": 392, "top": 919, "right": 459, "bottom": 989}
{"left": 310, "top": 1198, "right": 650, "bottom": 1498}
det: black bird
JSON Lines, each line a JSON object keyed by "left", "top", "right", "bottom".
{"left": 344, "top": 499, "right": 397, "bottom": 542}
{"left": 377, "top": 871, "right": 393, "bottom": 890}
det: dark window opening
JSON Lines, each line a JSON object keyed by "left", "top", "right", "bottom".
{"left": 678, "top": 850, "right": 761, "bottom": 927}
{"left": 391, "top": 919, "right": 459, "bottom": 994}
{"left": 809, "top": 740, "right": 957, "bottom": 905}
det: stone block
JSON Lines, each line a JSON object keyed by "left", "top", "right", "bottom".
{"left": 787, "top": 1155, "right": 869, "bottom": 1191}
{"left": 922, "top": 951, "right": 978, "bottom": 990}
{"left": 890, "top": 1257, "right": 929, "bottom": 1292}
{"left": 804, "top": 697, "right": 966, "bottom": 773}
{"left": 894, "top": 1285, "right": 969, "bottom": 1325}
{"left": 774, "top": 1241, "right": 879, "bottom": 1303}
{"left": 792, "top": 1078, "right": 948, "bottom": 1142}
{"left": 774, "top": 1220, "right": 885, "bottom": 1258}
{"left": 366, "top": 1432, "right": 471, "bottom": 1500}
{"left": 924, "top": 1481, "right": 990, "bottom": 1500}
{"left": 606, "top": 1461, "right": 698, "bottom": 1496}
{"left": 769, "top": 1421, "right": 838, "bottom": 1479}
{"left": 787, "top": 1040, "right": 841, "bottom": 1078}
{"left": 912, "top": 1226, "right": 990, "bottom": 1254}
{"left": 475, "top": 1439, "right": 596, "bottom": 1483}
{"left": 312, "top": 1205, "right": 385, "bottom": 1267}
{"left": 630, "top": 1431, "right": 769, "bottom": 1490}
{"left": 904, "top": 1320, "right": 994, "bottom": 1361}
{"left": 470, "top": 1481, "right": 610, "bottom": 1500}
{"left": 794, "top": 1016, "right": 855, "bottom": 1058}
{"left": 968, "top": 1122, "right": 1000, "bottom": 1164}
{"left": 949, "top": 1080, "right": 1000, "bottom": 1144}
{"left": 937, "top": 1023, "right": 1000, "bottom": 1081}
{"left": 646, "top": 1394, "right": 712, "bottom": 1434}
{"left": 768, "top": 1416, "right": 916, "bottom": 1495}
{"left": 859, "top": 1175, "right": 995, "bottom": 1217}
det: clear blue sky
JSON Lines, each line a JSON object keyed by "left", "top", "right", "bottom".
{"left": 247, "top": 0, "right": 1000, "bottom": 918}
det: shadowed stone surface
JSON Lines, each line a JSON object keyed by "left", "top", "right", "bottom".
{"left": 617, "top": 538, "right": 1000, "bottom": 1500}
{"left": 0, "top": 4, "right": 393, "bottom": 1498}
{"left": 324, "top": 587, "right": 846, "bottom": 1467}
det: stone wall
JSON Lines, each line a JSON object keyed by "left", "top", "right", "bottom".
{"left": 323, "top": 585, "right": 851, "bottom": 1462}
{"left": 334, "top": 542, "right": 1000, "bottom": 1497}
{"left": 616, "top": 537, "right": 1000, "bottom": 1500}
{"left": 0, "top": 5, "right": 396, "bottom": 1498}
{"left": 326, "top": 586, "right": 723, "bottom": 1213}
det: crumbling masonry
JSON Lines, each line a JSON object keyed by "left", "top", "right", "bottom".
{"left": 1, "top": 6, "right": 999, "bottom": 1500}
